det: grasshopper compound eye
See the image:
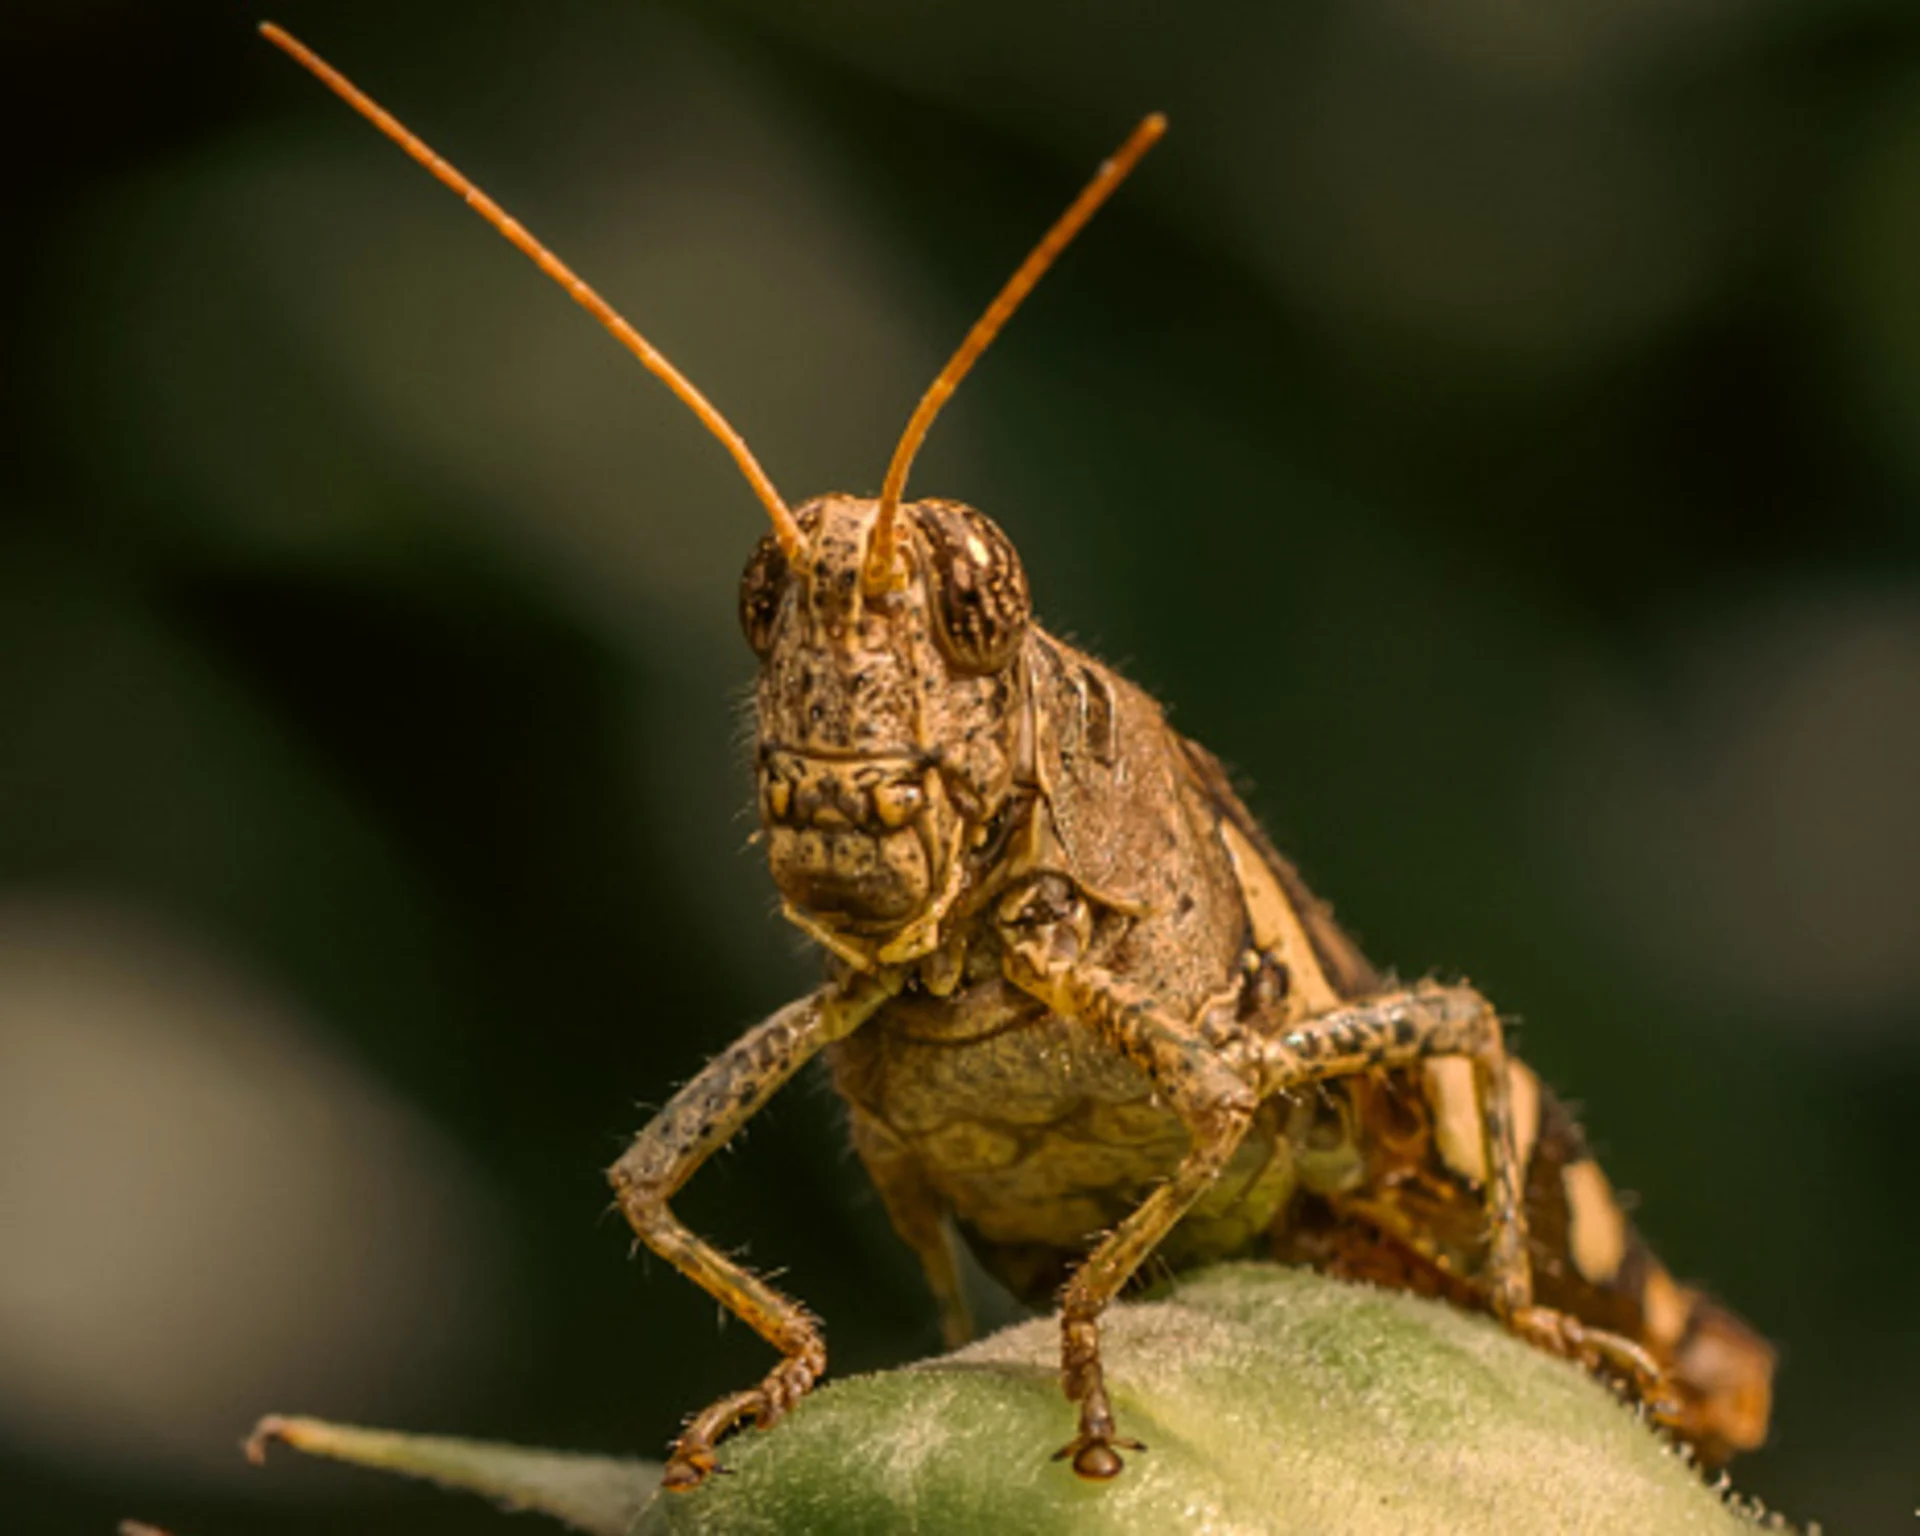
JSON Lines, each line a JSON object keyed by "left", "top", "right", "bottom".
{"left": 739, "top": 534, "right": 791, "bottom": 661}
{"left": 915, "top": 503, "right": 1031, "bottom": 675}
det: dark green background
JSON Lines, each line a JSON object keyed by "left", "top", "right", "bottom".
{"left": 4, "top": 3, "right": 1917, "bottom": 1531}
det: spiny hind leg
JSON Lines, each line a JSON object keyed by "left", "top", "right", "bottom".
{"left": 1237, "top": 983, "right": 1670, "bottom": 1407}
{"left": 1002, "top": 884, "right": 1257, "bottom": 1479}
{"left": 1504, "top": 1306, "right": 1669, "bottom": 1409}
{"left": 607, "top": 974, "right": 893, "bottom": 1490}
{"left": 1311, "top": 1197, "right": 1670, "bottom": 1412}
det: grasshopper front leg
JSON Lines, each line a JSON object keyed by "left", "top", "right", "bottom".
{"left": 999, "top": 879, "right": 1259, "bottom": 1479}
{"left": 608, "top": 971, "right": 896, "bottom": 1491}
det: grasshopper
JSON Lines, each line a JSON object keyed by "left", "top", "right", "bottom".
{"left": 264, "top": 25, "right": 1777, "bottom": 1491}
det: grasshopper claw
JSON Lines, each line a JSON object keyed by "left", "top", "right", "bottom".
{"left": 1053, "top": 1433, "right": 1147, "bottom": 1481}
{"left": 660, "top": 1447, "right": 721, "bottom": 1492}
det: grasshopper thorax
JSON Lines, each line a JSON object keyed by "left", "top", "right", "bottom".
{"left": 743, "top": 494, "right": 1031, "bottom": 955}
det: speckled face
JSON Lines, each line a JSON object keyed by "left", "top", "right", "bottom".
{"left": 740, "top": 494, "right": 1032, "bottom": 937}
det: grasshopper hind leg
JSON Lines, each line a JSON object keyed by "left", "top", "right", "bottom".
{"left": 1245, "top": 985, "right": 1677, "bottom": 1422}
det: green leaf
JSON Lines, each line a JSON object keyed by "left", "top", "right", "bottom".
{"left": 245, "top": 1415, "right": 661, "bottom": 1536}
{"left": 251, "top": 1264, "right": 1774, "bottom": 1535}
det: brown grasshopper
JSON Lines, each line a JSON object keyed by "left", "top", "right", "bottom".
{"left": 265, "top": 24, "right": 1777, "bottom": 1492}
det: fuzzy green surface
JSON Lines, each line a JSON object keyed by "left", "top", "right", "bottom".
{"left": 641, "top": 1262, "right": 1747, "bottom": 1535}
{"left": 251, "top": 1264, "right": 1762, "bottom": 1535}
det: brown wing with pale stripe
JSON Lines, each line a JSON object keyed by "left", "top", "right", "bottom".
{"left": 1175, "top": 736, "right": 1381, "bottom": 1001}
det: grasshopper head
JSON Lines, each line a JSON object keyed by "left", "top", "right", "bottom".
{"left": 742, "top": 493, "right": 1031, "bottom": 956}
{"left": 729, "top": 110, "right": 1159, "bottom": 970}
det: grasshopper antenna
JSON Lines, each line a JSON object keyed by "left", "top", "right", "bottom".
{"left": 865, "top": 113, "right": 1166, "bottom": 594}
{"left": 258, "top": 22, "right": 806, "bottom": 562}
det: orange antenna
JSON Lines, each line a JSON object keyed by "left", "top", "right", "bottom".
{"left": 865, "top": 113, "right": 1166, "bottom": 593}
{"left": 259, "top": 22, "right": 806, "bottom": 561}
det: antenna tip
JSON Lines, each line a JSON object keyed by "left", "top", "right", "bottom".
{"left": 259, "top": 20, "right": 301, "bottom": 55}
{"left": 1143, "top": 111, "right": 1169, "bottom": 136}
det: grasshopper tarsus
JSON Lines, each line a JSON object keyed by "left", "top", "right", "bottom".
{"left": 657, "top": 1457, "right": 712, "bottom": 1494}
{"left": 1055, "top": 1437, "right": 1141, "bottom": 1481}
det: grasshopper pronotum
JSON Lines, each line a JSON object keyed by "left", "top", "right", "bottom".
{"left": 263, "top": 23, "right": 1776, "bottom": 1491}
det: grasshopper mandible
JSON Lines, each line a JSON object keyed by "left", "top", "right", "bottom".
{"left": 264, "top": 24, "right": 1777, "bottom": 1491}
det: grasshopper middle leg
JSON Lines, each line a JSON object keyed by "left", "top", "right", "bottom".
{"left": 608, "top": 974, "right": 893, "bottom": 1490}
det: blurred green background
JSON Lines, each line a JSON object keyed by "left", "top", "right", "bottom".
{"left": 3, "top": 2, "right": 1917, "bottom": 1531}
